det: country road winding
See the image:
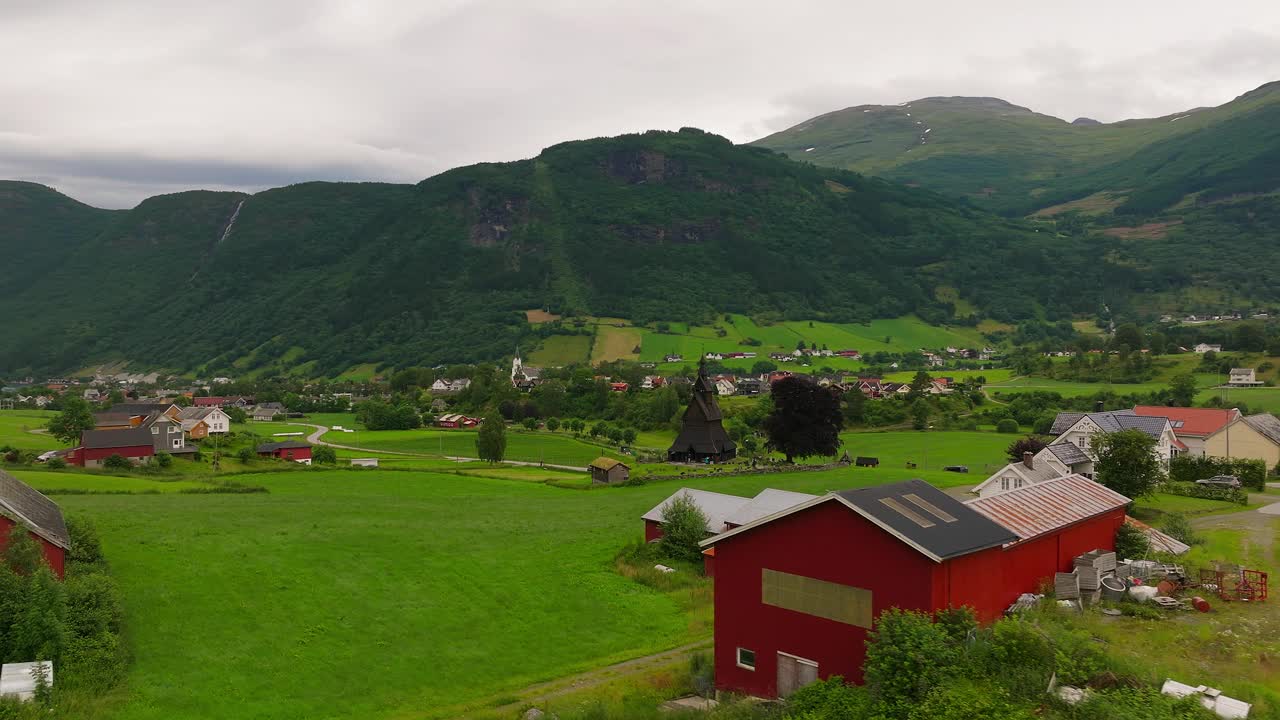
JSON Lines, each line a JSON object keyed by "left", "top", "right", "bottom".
{"left": 295, "top": 423, "right": 588, "bottom": 472}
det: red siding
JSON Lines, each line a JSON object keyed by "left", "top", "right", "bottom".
{"left": 72, "top": 444, "right": 154, "bottom": 466}
{"left": 713, "top": 501, "right": 938, "bottom": 696}
{"left": 0, "top": 518, "right": 65, "bottom": 579}
{"left": 272, "top": 447, "right": 312, "bottom": 461}
{"left": 712, "top": 501, "right": 1127, "bottom": 698}
{"left": 644, "top": 519, "right": 663, "bottom": 542}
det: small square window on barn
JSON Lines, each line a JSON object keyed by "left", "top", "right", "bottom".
{"left": 762, "top": 569, "right": 872, "bottom": 628}
{"left": 736, "top": 647, "right": 756, "bottom": 670}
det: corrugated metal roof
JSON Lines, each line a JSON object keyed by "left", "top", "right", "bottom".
{"left": 1124, "top": 516, "right": 1190, "bottom": 555}
{"left": 966, "top": 474, "right": 1130, "bottom": 543}
{"left": 642, "top": 488, "right": 751, "bottom": 534}
{"left": 723, "top": 489, "right": 818, "bottom": 527}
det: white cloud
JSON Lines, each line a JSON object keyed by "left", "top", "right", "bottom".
{"left": 2, "top": 0, "right": 1278, "bottom": 207}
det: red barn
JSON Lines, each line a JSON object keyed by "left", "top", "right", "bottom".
{"left": 0, "top": 470, "right": 70, "bottom": 578}
{"left": 68, "top": 428, "right": 156, "bottom": 468}
{"left": 966, "top": 474, "right": 1129, "bottom": 590}
{"left": 702, "top": 476, "right": 1130, "bottom": 699}
{"left": 256, "top": 441, "right": 313, "bottom": 464}
{"left": 436, "top": 414, "right": 479, "bottom": 429}
{"left": 194, "top": 396, "right": 228, "bottom": 407}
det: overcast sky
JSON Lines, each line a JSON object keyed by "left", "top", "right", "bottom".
{"left": 4, "top": 1, "right": 1279, "bottom": 208}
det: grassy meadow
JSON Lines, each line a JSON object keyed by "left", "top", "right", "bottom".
{"left": 58, "top": 463, "right": 939, "bottom": 719}
{"left": 0, "top": 409, "right": 59, "bottom": 451}
{"left": 532, "top": 314, "right": 988, "bottom": 368}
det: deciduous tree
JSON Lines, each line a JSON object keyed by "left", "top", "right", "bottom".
{"left": 659, "top": 493, "right": 709, "bottom": 564}
{"left": 1093, "top": 429, "right": 1164, "bottom": 498}
{"left": 762, "top": 376, "right": 843, "bottom": 463}
{"left": 475, "top": 412, "right": 507, "bottom": 464}
{"left": 47, "top": 397, "right": 95, "bottom": 445}
{"left": 1168, "top": 373, "right": 1198, "bottom": 407}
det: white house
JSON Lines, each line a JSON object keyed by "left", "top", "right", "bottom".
{"left": 1049, "top": 410, "right": 1182, "bottom": 466}
{"left": 1194, "top": 343, "right": 1223, "bottom": 354}
{"left": 1228, "top": 368, "right": 1264, "bottom": 387}
{"left": 715, "top": 378, "right": 737, "bottom": 396}
{"left": 971, "top": 452, "right": 1068, "bottom": 498}
{"left": 178, "top": 406, "right": 231, "bottom": 434}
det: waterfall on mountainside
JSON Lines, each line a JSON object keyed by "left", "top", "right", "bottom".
{"left": 218, "top": 200, "right": 245, "bottom": 244}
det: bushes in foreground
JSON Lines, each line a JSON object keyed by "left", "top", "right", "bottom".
{"left": 0, "top": 516, "right": 127, "bottom": 706}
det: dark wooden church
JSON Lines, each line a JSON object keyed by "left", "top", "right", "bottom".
{"left": 667, "top": 364, "right": 737, "bottom": 463}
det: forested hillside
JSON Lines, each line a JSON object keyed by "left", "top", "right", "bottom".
{"left": 755, "top": 82, "right": 1280, "bottom": 317}
{"left": 0, "top": 129, "right": 1134, "bottom": 376}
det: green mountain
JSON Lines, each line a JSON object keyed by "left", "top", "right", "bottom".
{"left": 755, "top": 82, "right": 1280, "bottom": 315}
{"left": 0, "top": 129, "right": 1127, "bottom": 376}
{"left": 754, "top": 81, "right": 1280, "bottom": 217}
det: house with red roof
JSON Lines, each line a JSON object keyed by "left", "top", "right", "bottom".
{"left": 1132, "top": 406, "right": 1240, "bottom": 456}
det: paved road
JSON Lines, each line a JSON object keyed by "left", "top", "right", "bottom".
{"left": 298, "top": 423, "right": 587, "bottom": 473}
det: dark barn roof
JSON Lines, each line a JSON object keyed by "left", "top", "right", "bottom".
{"left": 835, "top": 479, "right": 1018, "bottom": 561}
{"left": 256, "top": 441, "right": 311, "bottom": 452}
{"left": 81, "top": 427, "right": 155, "bottom": 449}
{"left": 0, "top": 469, "right": 70, "bottom": 549}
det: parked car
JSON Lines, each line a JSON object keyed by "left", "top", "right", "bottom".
{"left": 1196, "top": 475, "right": 1241, "bottom": 488}
{"left": 943, "top": 465, "right": 969, "bottom": 473}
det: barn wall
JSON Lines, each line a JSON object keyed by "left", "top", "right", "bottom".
{"left": 644, "top": 519, "right": 663, "bottom": 542}
{"left": 933, "top": 547, "right": 1008, "bottom": 623}
{"left": 0, "top": 518, "right": 65, "bottom": 579}
{"left": 996, "top": 509, "right": 1126, "bottom": 611}
{"left": 713, "top": 501, "right": 936, "bottom": 697}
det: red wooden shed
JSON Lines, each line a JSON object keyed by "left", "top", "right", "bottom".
{"left": 256, "top": 441, "right": 313, "bottom": 464}
{"left": 0, "top": 470, "right": 70, "bottom": 578}
{"left": 701, "top": 476, "right": 1129, "bottom": 699}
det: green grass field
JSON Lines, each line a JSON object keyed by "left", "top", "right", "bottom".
{"left": 0, "top": 409, "right": 59, "bottom": 451}
{"left": 529, "top": 335, "right": 593, "bottom": 366}
{"left": 60, "top": 463, "right": 943, "bottom": 719}
{"left": 8, "top": 469, "right": 213, "bottom": 494}
{"left": 331, "top": 427, "right": 624, "bottom": 467}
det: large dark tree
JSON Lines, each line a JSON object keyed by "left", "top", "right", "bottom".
{"left": 1005, "top": 436, "right": 1047, "bottom": 463}
{"left": 762, "top": 376, "right": 843, "bottom": 463}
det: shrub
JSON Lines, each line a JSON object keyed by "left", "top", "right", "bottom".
{"left": 237, "top": 447, "right": 256, "bottom": 463}
{"left": 976, "top": 618, "right": 1054, "bottom": 698}
{"left": 659, "top": 493, "right": 709, "bottom": 564}
{"left": 1159, "top": 481, "right": 1247, "bottom": 505}
{"left": 44, "top": 457, "right": 66, "bottom": 470}
{"left": 865, "top": 609, "right": 958, "bottom": 713}
{"left": 908, "top": 679, "right": 1034, "bottom": 720}
{"left": 66, "top": 517, "right": 105, "bottom": 566}
{"left": 1169, "top": 455, "right": 1265, "bottom": 491}
{"left": 154, "top": 452, "right": 173, "bottom": 468}
{"left": 1067, "top": 687, "right": 1213, "bottom": 720}
{"left": 689, "top": 651, "right": 714, "bottom": 698}
{"left": 1160, "top": 512, "right": 1201, "bottom": 545}
{"left": 1113, "top": 522, "right": 1151, "bottom": 560}
{"left": 313, "top": 446, "right": 337, "bottom": 465}
{"left": 521, "top": 417, "right": 538, "bottom": 431}
{"left": 102, "top": 454, "right": 132, "bottom": 470}
{"left": 1048, "top": 627, "right": 1110, "bottom": 686}
{"left": 786, "top": 676, "right": 871, "bottom": 719}
{"left": 996, "top": 418, "right": 1019, "bottom": 434}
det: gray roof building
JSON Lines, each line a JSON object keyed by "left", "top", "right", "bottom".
{"left": 0, "top": 469, "right": 69, "bottom": 549}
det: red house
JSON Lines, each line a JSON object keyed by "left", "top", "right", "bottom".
{"left": 68, "top": 428, "right": 156, "bottom": 468}
{"left": 436, "top": 413, "right": 479, "bottom": 429}
{"left": 702, "top": 476, "right": 1128, "bottom": 698}
{"left": 0, "top": 470, "right": 70, "bottom": 578}
{"left": 256, "top": 441, "right": 313, "bottom": 464}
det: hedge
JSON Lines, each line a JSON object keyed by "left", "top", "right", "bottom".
{"left": 1160, "top": 481, "right": 1248, "bottom": 505}
{"left": 1168, "top": 455, "right": 1265, "bottom": 491}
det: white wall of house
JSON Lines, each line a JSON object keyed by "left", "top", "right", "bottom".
{"left": 205, "top": 408, "right": 230, "bottom": 433}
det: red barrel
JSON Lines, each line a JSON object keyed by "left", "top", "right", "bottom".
{"left": 1192, "top": 596, "right": 1211, "bottom": 613}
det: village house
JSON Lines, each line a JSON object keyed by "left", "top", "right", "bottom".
{"left": 511, "top": 354, "right": 541, "bottom": 390}
{"left": 1203, "top": 413, "right": 1280, "bottom": 467}
{"left": 92, "top": 412, "right": 135, "bottom": 431}
{"left": 610, "top": 382, "right": 630, "bottom": 392}
{"left": 714, "top": 377, "right": 737, "bottom": 396}
{"left": 1132, "top": 406, "right": 1240, "bottom": 456}
{"left": 736, "top": 377, "right": 766, "bottom": 396}
{"left": 430, "top": 378, "right": 472, "bottom": 394}
{"left": 1194, "top": 343, "right": 1223, "bottom": 354}
{"left": 640, "top": 375, "right": 666, "bottom": 390}
{"left": 641, "top": 488, "right": 817, "bottom": 542}
{"left": 69, "top": 428, "right": 156, "bottom": 468}
{"left": 664, "top": 354, "right": 684, "bottom": 363}
{"left": 971, "top": 453, "right": 1073, "bottom": 498}
{"left": 82, "top": 388, "right": 101, "bottom": 401}
{"left": 0, "top": 470, "right": 70, "bottom": 578}
{"left": 251, "top": 402, "right": 286, "bottom": 421}
{"left": 108, "top": 402, "right": 182, "bottom": 423}
{"left": 1049, "top": 409, "right": 1182, "bottom": 466}
{"left": 141, "top": 412, "right": 196, "bottom": 455}
{"left": 702, "top": 477, "right": 1127, "bottom": 697}
{"left": 834, "top": 350, "right": 861, "bottom": 359}
{"left": 435, "top": 413, "right": 479, "bottom": 429}
{"left": 178, "top": 406, "right": 232, "bottom": 438}
{"left": 1228, "top": 368, "right": 1264, "bottom": 387}
{"left": 588, "top": 457, "right": 630, "bottom": 485}
{"left": 256, "top": 441, "right": 313, "bottom": 464}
